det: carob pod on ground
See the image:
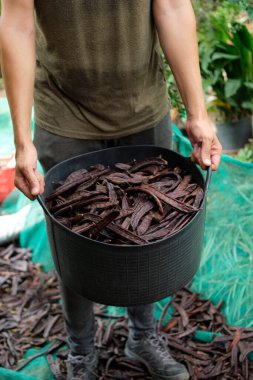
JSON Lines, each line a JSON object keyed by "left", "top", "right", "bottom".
{"left": 47, "top": 156, "right": 204, "bottom": 245}
{"left": 50, "top": 287, "right": 253, "bottom": 380}
{"left": 1, "top": 244, "right": 253, "bottom": 379}
{"left": 0, "top": 243, "right": 67, "bottom": 370}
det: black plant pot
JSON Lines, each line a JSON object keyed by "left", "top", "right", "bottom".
{"left": 216, "top": 117, "right": 252, "bottom": 151}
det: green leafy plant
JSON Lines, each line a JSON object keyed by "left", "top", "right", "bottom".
{"left": 197, "top": 3, "right": 253, "bottom": 120}
{"left": 205, "top": 23, "right": 253, "bottom": 120}
{"left": 193, "top": 1, "right": 253, "bottom": 121}
{"left": 230, "top": 0, "right": 253, "bottom": 19}
{"left": 163, "top": 0, "right": 252, "bottom": 123}
{"left": 235, "top": 139, "right": 253, "bottom": 162}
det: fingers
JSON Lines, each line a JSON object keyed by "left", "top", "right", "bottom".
{"left": 210, "top": 135, "right": 222, "bottom": 171}
{"left": 187, "top": 118, "right": 222, "bottom": 171}
{"left": 35, "top": 169, "right": 45, "bottom": 194}
{"left": 14, "top": 143, "right": 45, "bottom": 200}
{"left": 211, "top": 154, "right": 221, "bottom": 171}
{"left": 191, "top": 136, "right": 222, "bottom": 171}
{"left": 14, "top": 167, "right": 45, "bottom": 201}
{"left": 23, "top": 167, "right": 40, "bottom": 196}
{"left": 191, "top": 143, "right": 207, "bottom": 170}
{"left": 14, "top": 172, "right": 37, "bottom": 201}
{"left": 200, "top": 136, "right": 212, "bottom": 168}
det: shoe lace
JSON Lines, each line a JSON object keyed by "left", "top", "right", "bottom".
{"left": 67, "top": 354, "right": 99, "bottom": 378}
{"left": 145, "top": 332, "right": 174, "bottom": 362}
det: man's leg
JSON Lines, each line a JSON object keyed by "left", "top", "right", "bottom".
{"left": 117, "top": 113, "right": 189, "bottom": 379}
{"left": 58, "top": 278, "right": 95, "bottom": 355}
{"left": 127, "top": 303, "right": 156, "bottom": 337}
{"left": 118, "top": 111, "right": 172, "bottom": 335}
{"left": 33, "top": 127, "right": 106, "bottom": 378}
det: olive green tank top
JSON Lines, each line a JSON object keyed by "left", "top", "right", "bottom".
{"left": 34, "top": 0, "right": 169, "bottom": 139}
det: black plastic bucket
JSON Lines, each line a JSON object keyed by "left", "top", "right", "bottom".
{"left": 38, "top": 146, "right": 211, "bottom": 306}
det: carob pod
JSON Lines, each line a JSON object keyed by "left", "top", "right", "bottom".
{"left": 46, "top": 167, "right": 110, "bottom": 200}
{"left": 47, "top": 156, "right": 203, "bottom": 245}
{"left": 1, "top": 243, "right": 253, "bottom": 378}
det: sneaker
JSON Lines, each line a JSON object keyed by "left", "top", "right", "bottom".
{"left": 124, "top": 332, "right": 189, "bottom": 380}
{"left": 66, "top": 349, "right": 98, "bottom": 380}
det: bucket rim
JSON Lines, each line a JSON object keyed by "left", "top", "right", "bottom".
{"left": 37, "top": 145, "right": 211, "bottom": 249}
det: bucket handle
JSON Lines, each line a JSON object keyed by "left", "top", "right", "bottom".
{"left": 204, "top": 165, "right": 212, "bottom": 197}
{"left": 185, "top": 157, "right": 212, "bottom": 201}
{"left": 37, "top": 194, "right": 50, "bottom": 216}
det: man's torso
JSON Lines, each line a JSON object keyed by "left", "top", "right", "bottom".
{"left": 34, "top": 0, "right": 169, "bottom": 139}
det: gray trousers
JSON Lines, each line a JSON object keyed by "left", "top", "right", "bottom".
{"left": 34, "top": 113, "right": 172, "bottom": 355}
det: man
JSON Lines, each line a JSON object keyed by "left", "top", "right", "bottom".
{"left": 0, "top": 1, "right": 222, "bottom": 379}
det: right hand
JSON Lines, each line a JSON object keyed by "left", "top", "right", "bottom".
{"left": 15, "top": 142, "right": 44, "bottom": 200}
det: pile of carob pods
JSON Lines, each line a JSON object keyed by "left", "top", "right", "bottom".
{"left": 1, "top": 243, "right": 253, "bottom": 379}
{"left": 46, "top": 156, "right": 204, "bottom": 244}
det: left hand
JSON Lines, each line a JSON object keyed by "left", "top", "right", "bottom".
{"left": 186, "top": 117, "right": 222, "bottom": 171}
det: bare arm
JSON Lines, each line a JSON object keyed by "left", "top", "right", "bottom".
{"left": 0, "top": 0, "right": 43, "bottom": 199}
{"left": 153, "top": 0, "right": 222, "bottom": 170}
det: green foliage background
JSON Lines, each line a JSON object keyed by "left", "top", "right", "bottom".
{"left": 166, "top": 0, "right": 253, "bottom": 118}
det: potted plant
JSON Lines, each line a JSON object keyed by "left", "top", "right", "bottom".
{"left": 199, "top": 18, "right": 253, "bottom": 151}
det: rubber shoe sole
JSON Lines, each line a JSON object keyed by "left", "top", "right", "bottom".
{"left": 124, "top": 345, "right": 190, "bottom": 380}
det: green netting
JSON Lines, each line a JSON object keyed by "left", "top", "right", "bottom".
{"left": 173, "top": 128, "right": 253, "bottom": 328}
{"left": 0, "top": 343, "right": 56, "bottom": 380}
{"left": 1, "top": 98, "right": 253, "bottom": 379}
